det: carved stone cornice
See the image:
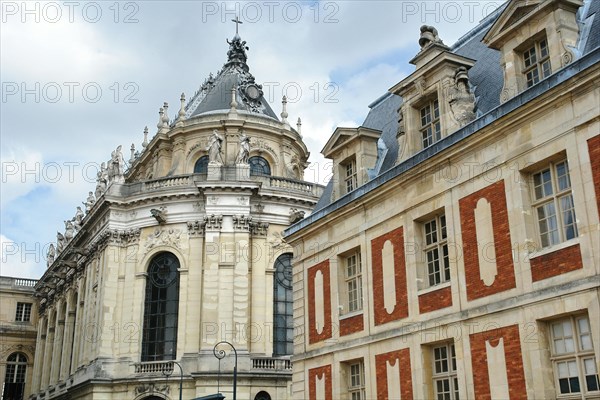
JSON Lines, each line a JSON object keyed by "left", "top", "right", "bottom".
{"left": 204, "top": 214, "right": 223, "bottom": 230}
{"left": 87, "top": 228, "right": 142, "bottom": 253}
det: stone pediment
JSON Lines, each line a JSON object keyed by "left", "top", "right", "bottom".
{"left": 483, "top": 0, "right": 582, "bottom": 49}
{"left": 321, "top": 127, "right": 381, "bottom": 159}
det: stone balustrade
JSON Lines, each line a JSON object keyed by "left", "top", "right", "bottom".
{"left": 134, "top": 360, "right": 174, "bottom": 374}
{"left": 251, "top": 357, "right": 292, "bottom": 371}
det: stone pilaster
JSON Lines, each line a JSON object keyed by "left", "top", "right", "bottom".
{"left": 49, "top": 300, "right": 65, "bottom": 385}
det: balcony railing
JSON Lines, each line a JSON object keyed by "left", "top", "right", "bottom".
{"left": 0, "top": 276, "right": 38, "bottom": 290}
{"left": 251, "top": 357, "right": 292, "bottom": 371}
{"left": 134, "top": 360, "right": 174, "bottom": 374}
{"left": 105, "top": 173, "right": 324, "bottom": 198}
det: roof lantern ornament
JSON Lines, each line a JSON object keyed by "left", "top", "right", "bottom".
{"left": 225, "top": 16, "right": 249, "bottom": 71}
{"left": 418, "top": 25, "right": 448, "bottom": 50}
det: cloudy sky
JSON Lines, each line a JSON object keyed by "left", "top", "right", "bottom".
{"left": 1, "top": 0, "right": 505, "bottom": 279}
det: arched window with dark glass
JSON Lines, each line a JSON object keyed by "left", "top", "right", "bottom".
{"left": 4, "top": 352, "right": 27, "bottom": 400}
{"left": 249, "top": 156, "right": 271, "bottom": 176}
{"left": 142, "top": 252, "right": 180, "bottom": 361}
{"left": 194, "top": 155, "right": 209, "bottom": 174}
{"left": 273, "top": 253, "right": 293, "bottom": 356}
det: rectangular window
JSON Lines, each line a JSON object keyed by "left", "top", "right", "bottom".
{"left": 344, "top": 159, "right": 358, "bottom": 193}
{"left": 532, "top": 160, "right": 577, "bottom": 248}
{"left": 420, "top": 99, "right": 441, "bottom": 148}
{"left": 348, "top": 360, "right": 366, "bottom": 400}
{"left": 432, "top": 343, "right": 459, "bottom": 400}
{"left": 345, "top": 252, "right": 363, "bottom": 313}
{"left": 523, "top": 38, "right": 552, "bottom": 88}
{"left": 15, "top": 303, "right": 32, "bottom": 322}
{"left": 423, "top": 214, "right": 450, "bottom": 287}
{"left": 550, "top": 315, "right": 600, "bottom": 396}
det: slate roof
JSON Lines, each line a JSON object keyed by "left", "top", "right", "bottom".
{"left": 312, "top": 0, "right": 598, "bottom": 213}
{"left": 185, "top": 34, "right": 279, "bottom": 121}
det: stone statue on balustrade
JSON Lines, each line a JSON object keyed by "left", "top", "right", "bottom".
{"left": 95, "top": 162, "right": 108, "bottom": 199}
{"left": 207, "top": 130, "right": 224, "bottom": 164}
{"left": 235, "top": 133, "right": 250, "bottom": 164}
{"left": 64, "top": 220, "right": 75, "bottom": 242}
{"left": 110, "top": 145, "right": 126, "bottom": 184}
{"left": 56, "top": 232, "right": 65, "bottom": 253}
{"left": 46, "top": 244, "right": 55, "bottom": 268}
{"left": 73, "top": 206, "right": 84, "bottom": 231}
{"left": 83, "top": 191, "right": 96, "bottom": 213}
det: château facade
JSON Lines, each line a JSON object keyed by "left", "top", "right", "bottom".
{"left": 29, "top": 29, "right": 322, "bottom": 400}
{"left": 0, "top": 276, "right": 38, "bottom": 400}
{"left": 286, "top": 0, "right": 600, "bottom": 399}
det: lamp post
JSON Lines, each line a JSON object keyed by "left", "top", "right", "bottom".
{"left": 213, "top": 341, "right": 238, "bottom": 400}
{"left": 162, "top": 360, "right": 183, "bottom": 400}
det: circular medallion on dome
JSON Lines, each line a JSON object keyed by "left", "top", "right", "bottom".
{"left": 245, "top": 84, "right": 261, "bottom": 100}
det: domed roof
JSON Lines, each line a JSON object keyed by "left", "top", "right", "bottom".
{"left": 186, "top": 34, "right": 278, "bottom": 120}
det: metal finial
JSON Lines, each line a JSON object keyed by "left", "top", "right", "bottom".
{"left": 231, "top": 16, "right": 243, "bottom": 36}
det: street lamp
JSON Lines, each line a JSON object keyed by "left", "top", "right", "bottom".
{"left": 213, "top": 341, "right": 238, "bottom": 400}
{"left": 162, "top": 360, "right": 183, "bottom": 400}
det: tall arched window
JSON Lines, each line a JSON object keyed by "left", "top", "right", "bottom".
{"left": 273, "top": 253, "right": 293, "bottom": 356}
{"left": 142, "top": 252, "right": 180, "bottom": 361}
{"left": 249, "top": 156, "right": 271, "bottom": 176}
{"left": 4, "top": 352, "right": 27, "bottom": 400}
{"left": 194, "top": 155, "right": 209, "bottom": 174}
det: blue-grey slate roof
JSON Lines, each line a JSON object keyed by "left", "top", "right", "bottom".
{"left": 311, "top": 0, "right": 598, "bottom": 213}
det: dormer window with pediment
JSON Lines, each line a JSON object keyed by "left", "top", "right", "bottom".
{"left": 521, "top": 35, "right": 552, "bottom": 88}
{"left": 389, "top": 26, "right": 476, "bottom": 162}
{"left": 343, "top": 157, "right": 358, "bottom": 193}
{"left": 322, "top": 127, "right": 381, "bottom": 201}
{"left": 420, "top": 97, "right": 441, "bottom": 148}
{"left": 483, "top": 0, "right": 582, "bottom": 102}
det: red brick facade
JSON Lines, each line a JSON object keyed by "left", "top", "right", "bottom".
{"left": 588, "top": 135, "right": 600, "bottom": 213}
{"left": 469, "top": 324, "right": 527, "bottom": 399}
{"left": 339, "top": 313, "right": 364, "bottom": 336}
{"left": 375, "top": 348, "right": 413, "bottom": 400}
{"left": 308, "top": 364, "right": 332, "bottom": 400}
{"left": 418, "top": 285, "right": 452, "bottom": 313}
{"left": 307, "top": 260, "right": 332, "bottom": 344}
{"left": 371, "top": 227, "right": 408, "bottom": 325}
{"left": 459, "top": 180, "right": 516, "bottom": 300}
{"left": 530, "top": 243, "right": 583, "bottom": 282}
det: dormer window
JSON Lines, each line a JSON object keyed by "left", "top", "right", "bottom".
{"left": 523, "top": 37, "right": 551, "bottom": 88}
{"left": 420, "top": 99, "right": 441, "bottom": 148}
{"left": 344, "top": 158, "right": 357, "bottom": 193}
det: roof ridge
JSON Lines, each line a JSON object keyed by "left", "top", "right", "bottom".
{"left": 451, "top": 2, "right": 508, "bottom": 51}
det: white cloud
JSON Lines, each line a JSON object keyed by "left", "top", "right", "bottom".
{"left": 0, "top": 234, "right": 45, "bottom": 279}
{"left": 1, "top": 147, "right": 45, "bottom": 208}
{"left": 0, "top": 1, "right": 507, "bottom": 278}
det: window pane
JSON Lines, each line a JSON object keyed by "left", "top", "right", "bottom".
{"left": 273, "top": 253, "right": 293, "bottom": 356}
{"left": 558, "top": 361, "right": 568, "bottom": 378}
{"left": 559, "top": 378, "right": 570, "bottom": 394}
{"left": 586, "top": 375, "right": 599, "bottom": 392}
{"left": 540, "top": 40, "right": 549, "bottom": 58}
{"left": 584, "top": 358, "right": 597, "bottom": 375}
{"left": 569, "top": 377, "right": 580, "bottom": 393}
